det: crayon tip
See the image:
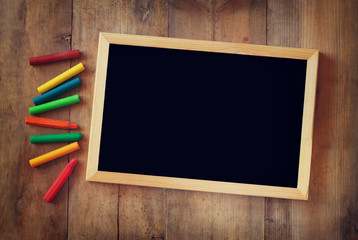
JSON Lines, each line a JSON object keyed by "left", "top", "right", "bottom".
{"left": 69, "top": 158, "right": 78, "bottom": 166}
{"left": 43, "top": 196, "right": 52, "bottom": 203}
{"left": 68, "top": 122, "right": 78, "bottom": 129}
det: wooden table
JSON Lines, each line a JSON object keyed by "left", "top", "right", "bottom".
{"left": 1, "top": 0, "right": 357, "bottom": 239}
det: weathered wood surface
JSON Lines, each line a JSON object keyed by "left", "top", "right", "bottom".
{"left": 1, "top": 0, "right": 357, "bottom": 239}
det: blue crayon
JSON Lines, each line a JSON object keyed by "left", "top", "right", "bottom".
{"left": 33, "top": 78, "right": 82, "bottom": 105}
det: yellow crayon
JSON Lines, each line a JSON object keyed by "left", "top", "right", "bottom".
{"left": 37, "top": 63, "right": 85, "bottom": 94}
{"left": 29, "top": 142, "right": 80, "bottom": 167}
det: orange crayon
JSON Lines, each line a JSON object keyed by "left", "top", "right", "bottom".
{"left": 25, "top": 116, "right": 78, "bottom": 129}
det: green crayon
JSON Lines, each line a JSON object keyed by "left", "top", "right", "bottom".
{"left": 29, "top": 94, "right": 80, "bottom": 115}
{"left": 30, "top": 133, "right": 82, "bottom": 144}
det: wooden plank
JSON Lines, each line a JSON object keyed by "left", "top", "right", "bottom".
{"left": 267, "top": 0, "right": 299, "bottom": 47}
{"left": 335, "top": 2, "right": 358, "bottom": 239}
{"left": 169, "top": 0, "right": 213, "bottom": 40}
{"left": 115, "top": 1, "right": 169, "bottom": 240}
{"left": 265, "top": 0, "right": 358, "bottom": 239}
{"left": 71, "top": 1, "right": 169, "bottom": 239}
{"left": 264, "top": 1, "right": 304, "bottom": 239}
{"left": 292, "top": 0, "right": 358, "bottom": 239}
{"left": 67, "top": 1, "right": 122, "bottom": 239}
{"left": 167, "top": 0, "right": 266, "bottom": 239}
{"left": 214, "top": 0, "right": 266, "bottom": 44}
{"left": 119, "top": 0, "right": 168, "bottom": 37}
{"left": 118, "top": 186, "right": 167, "bottom": 239}
{"left": 0, "top": 0, "right": 72, "bottom": 239}
{"left": 167, "top": 190, "right": 264, "bottom": 239}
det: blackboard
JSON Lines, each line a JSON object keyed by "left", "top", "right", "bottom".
{"left": 87, "top": 33, "right": 319, "bottom": 200}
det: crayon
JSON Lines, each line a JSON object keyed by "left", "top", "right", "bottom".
{"left": 29, "top": 142, "right": 80, "bottom": 167}
{"left": 33, "top": 78, "right": 81, "bottom": 105}
{"left": 30, "top": 133, "right": 82, "bottom": 144}
{"left": 25, "top": 116, "right": 78, "bottom": 129}
{"left": 37, "top": 63, "right": 85, "bottom": 94}
{"left": 29, "top": 94, "right": 80, "bottom": 115}
{"left": 43, "top": 158, "right": 78, "bottom": 202}
{"left": 29, "top": 50, "right": 80, "bottom": 65}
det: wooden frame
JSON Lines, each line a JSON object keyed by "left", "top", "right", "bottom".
{"left": 87, "top": 33, "right": 319, "bottom": 200}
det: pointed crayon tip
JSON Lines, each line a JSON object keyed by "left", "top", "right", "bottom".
{"left": 68, "top": 122, "right": 78, "bottom": 129}
{"left": 69, "top": 158, "right": 78, "bottom": 167}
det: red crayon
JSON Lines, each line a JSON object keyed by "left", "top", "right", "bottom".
{"left": 29, "top": 49, "right": 80, "bottom": 65}
{"left": 25, "top": 116, "right": 78, "bottom": 129}
{"left": 43, "top": 158, "right": 78, "bottom": 203}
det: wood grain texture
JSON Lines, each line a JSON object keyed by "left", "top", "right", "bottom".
{"left": 115, "top": 1, "right": 169, "bottom": 239}
{"left": 169, "top": 0, "right": 213, "bottom": 40}
{"left": 167, "top": 190, "right": 264, "bottom": 239}
{"left": 267, "top": 0, "right": 299, "bottom": 47}
{"left": 120, "top": 0, "right": 168, "bottom": 37}
{"left": 166, "top": 1, "right": 266, "bottom": 239}
{"left": 0, "top": 0, "right": 357, "bottom": 239}
{"left": 68, "top": 1, "right": 123, "bottom": 239}
{"left": 119, "top": 186, "right": 167, "bottom": 240}
{"left": 215, "top": 0, "right": 266, "bottom": 44}
{"left": 264, "top": 1, "right": 303, "bottom": 238}
{"left": 294, "top": 0, "right": 358, "bottom": 239}
{"left": 0, "top": 0, "right": 72, "bottom": 239}
{"left": 265, "top": 0, "right": 358, "bottom": 239}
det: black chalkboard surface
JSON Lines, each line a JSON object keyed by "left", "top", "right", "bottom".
{"left": 87, "top": 33, "right": 318, "bottom": 199}
{"left": 98, "top": 44, "right": 307, "bottom": 188}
